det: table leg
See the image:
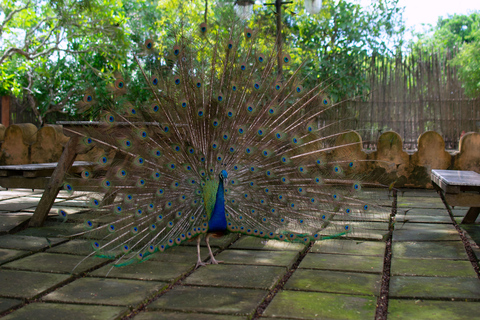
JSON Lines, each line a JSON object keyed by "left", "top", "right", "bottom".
{"left": 29, "top": 136, "right": 79, "bottom": 227}
{"left": 461, "top": 207, "right": 480, "bottom": 224}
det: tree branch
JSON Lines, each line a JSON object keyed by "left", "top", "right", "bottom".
{"left": 0, "top": 1, "right": 31, "bottom": 38}
{"left": 44, "top": 87, "right": 78, "bottom": 115}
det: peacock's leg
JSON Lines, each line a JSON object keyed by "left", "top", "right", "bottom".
{"left": 195, "top": 235, "right": 206, "bottom": 269}
{"left": 205, "top": 233, "right": 223, "bottom": 265}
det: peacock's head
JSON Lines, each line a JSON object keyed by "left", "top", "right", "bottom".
{"left": 220, "top": 170, "right": 228, "bottom": 180}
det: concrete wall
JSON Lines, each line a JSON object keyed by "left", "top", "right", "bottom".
{"left": 0, "top": 124, "right": 478, "bottom": 188}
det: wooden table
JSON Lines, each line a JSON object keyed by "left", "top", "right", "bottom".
{"left": 0, "top": 162, "right": 93, "bottom": 189}
{"left": 26, "top": 121, "right": 174, "bottom": 227}
{"left": 431, "top": 169, "right": 480, "bottom": 224}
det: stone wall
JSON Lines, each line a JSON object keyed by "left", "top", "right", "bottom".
{"left": 0, "top": 124, "right": 478, "bottom": 188}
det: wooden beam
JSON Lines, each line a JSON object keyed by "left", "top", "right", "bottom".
{"left": 1, "top": 96, "right": 10, "bottom": 127}
{"left": 29, "top": 136, "right": 79, "bottom": 227}
{"left": 444, "top": 192, "right": 480, "bottom": 207}
{"left": 462, "top": 207, "right": 480, "bottom": 224}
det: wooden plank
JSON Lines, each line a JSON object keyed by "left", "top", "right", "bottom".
{"left": 431, "top": 170, "right": 480, "bottom": 189}
{"left": 29, "top": 136, "right": 79, "bottom": 227}
{"left": 462, "top": 207, "right": 480, "bottom": 224}
{"left": 1, "top": 96, "right": 10, "bottom": 127}
{"left": 0, "top": 161, "right": 94, "bottom": 178}
{"left": 445, "top": 193, "right": 480, "bottom": 207}
{"left": 0, "top": 161, "right": 93, "bottom": 171}
{"left": 0, "top": 176, "right": 49, "bottom": 189}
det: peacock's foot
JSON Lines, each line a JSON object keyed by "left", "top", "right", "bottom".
{"left": 195, "top": 261, "right": 207, "bottom": 269}
{"left": 208, "top": 258, "right": 224, "bottom": 265}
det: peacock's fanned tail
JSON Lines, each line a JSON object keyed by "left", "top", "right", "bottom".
{"left": 65, "top": 22, "right": 391, "bottom": 268}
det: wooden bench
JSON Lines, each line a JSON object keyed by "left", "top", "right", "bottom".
{"left": 431, "top": 169, "right": 480, "bottom": 224}
{"left": 0, "top": 161, "right": 94, "bottom": 189}
{"left": 11, "top": 121, "right": 186, "bottom": 227}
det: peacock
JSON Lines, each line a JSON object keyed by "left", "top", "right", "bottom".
{"left": 65, "top": 21, "right": 392, "bottom": 270}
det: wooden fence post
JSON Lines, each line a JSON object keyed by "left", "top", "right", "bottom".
{"left": 1, "top": 96, "right": 10, "bottom": 127}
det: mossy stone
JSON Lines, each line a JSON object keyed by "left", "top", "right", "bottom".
{"left": 43, "top": 277, "right": 168, "bottom": 306}
{"left": 1, "top": 303, "right": 127, "bottom": 320}
{"left": 390, "top": 276, "right": 480, "bottom": 299}
{"left": 215, "top": 249, "right": 299, "bottom": 267}
{"left": 184, "top": 264, "right": 286, "bottom": 290}
{"left": 299, "top": 253, "right": 384, "bottom": 273}
{"left": 0, "top": 270, "right": 70, "bottom": 299}
{"left": 285, "top": 269, "right": 381, "bottom": 296}
{"left": 388, "top": 299, "right": 480, "bottom": 320}
{"left": 264, "top": 290, "right": 376, "bottom": 319}
{"left": 391, "top": 258, "right": 477, "bottom": 277}
{"left": 148, "top": 286, "right": 267, "bottom": 316}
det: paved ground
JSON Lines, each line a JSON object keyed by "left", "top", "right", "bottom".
{"left": 0, "top": 188, "right": 478, "bottom": 319}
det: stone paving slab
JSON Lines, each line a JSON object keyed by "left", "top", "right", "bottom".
{"left": 0, "top": 198, "right": 40, "bottom": 212}
{"left": 397, "top": 197, "right": 445, "bottom": 209}
{"left": 43, "top": 277, "right": 167, "bottom": 306}
{"left": 473, "top": 246, "right": 480, "bottom": 262}
{"left": 285, "top": 269, "right": 381, "bottom": 296}
{"left": 461, "top": 224, "right": 480, "bottom": 244}
{"left": 0, "top": 235, "right": 66, "bottom": 251}
{"left": 0, "top": 270, "right": 70, "bottom": 299}
{"left": 215, "top": 249, "right": 299, "bottom": 267}
{"left": 342, "top": 229, "right": 388, "bottom": 241}
{"left": 49, "top": 205, "right": 89, "bottom": 215}
{"left": 184, "top": 264, "right": 286, "bottom": 290}
{"left": 91, "top": 260, "right": 193, "bottom": 282}
{"left": 392, "top": 241, "right": 468, "bottom": 259}
{"left": 133, "top": 311, "right": 246, "bottom": 320}
{"left": 53, "top": 199, "right": 90, "bottom": 207}
{"left": 397, "top": 189, "right": 438, "bottom": 197}
{"left": 0, "top": 214, "right": 31, "bottom": 233}
{"left": 393, "top": 224, "right": 461, "bottom": 241}
{"left": 141, "top": 246, "right": 212, "bottom": 264}
{"left": 387, "top": 299, "right": 480, "bottom": 320}
{"left": 149, "top": 286, "right": 267, "bottom": 316}
{"left": 230, "top": 236, "right": 305, "bottom": 251}
{"left": 14, "top": 223, "right": 86, "bottom": 238}
{"left": 0, "top": 188, "right": 478, "bottom": 319}
{"left": 346, "top": 221, "right": 390, "bottom": 231}
{"left": 299, "top": 253, "right": 383, "bottom": 273}
{"left": 263, "top": 290, "right": 376, "bottom": 320}
{"left": 396, "top": 214, "right": 452, "bottom": 224}
{"left": 311, "top": 239, "right": 386, "bottom": 256}
{"left": 389, "top": 276, "right": 480, "bottom": 299}
{"left": 455, "top": 216, "right": 480, "bottom": 224}
{"left": 395, "top": 222, "right": 456, "bottom": 230}
{"left": 0, "top": 298, "right": 22, "bottom": 314}
{"left": 396, "top": 208, "right": 450, "bottom": 215}
{"left": 181, "top": 233, "right": 238, "bottom": 249}
{"left": 0, "top": 248, "right": 30, "bottom": 265}
{"left": 1, "top": 302, "right": 127, "bottom": 320}
{"left": 2, "top": 252, "right": 106, "bottom": 274}
{"left": 46, "top": 239, "right": 98, "bottom": 256}
{"left": 0, "top": 191, "right": 41, "bottom": 201}
{"left": 450, "top": 208, "right": 469, "bottom": 215}
{"left": 391, "top": 258, "right": 477, "bottom": 277}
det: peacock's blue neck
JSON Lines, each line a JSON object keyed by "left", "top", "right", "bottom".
{"left": 207, "top": 175, "right": 227, "bottom": 232}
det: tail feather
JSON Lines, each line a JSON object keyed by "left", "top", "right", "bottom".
{"left": 65, "top": 21, "right": 394, "bottom": 268}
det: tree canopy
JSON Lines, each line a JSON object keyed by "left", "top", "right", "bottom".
{"left": 0, "top": 0, "right": 406, "bottom": 124}
{"left": 411, "top": 12, "right": 480, "bottom": 98}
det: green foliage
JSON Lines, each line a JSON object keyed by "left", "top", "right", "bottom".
{"left": 255, "top": 0, "right": 405, "bottom": 101}
{"left": 451, "top": 29, "right": 480, "bottom": 97}
{"left": 412, "top": 12, "right": 480, "bottom": 98}
{"left": 0, "top": 0, "right": 132, "bottom": 123}
{"left": 0, "top": 0, "right": 406, "bottom": 123}
{"left": 414, "top": 13, "right": 480, "bottom": 52}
